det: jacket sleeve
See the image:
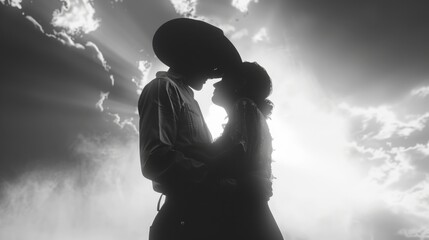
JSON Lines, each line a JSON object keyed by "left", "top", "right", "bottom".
{"left": 138, "top": 79, "right": 209, "bottom": 195}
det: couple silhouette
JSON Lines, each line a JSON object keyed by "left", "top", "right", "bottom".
{"left": 138, "top": 18, "right": 283, "bottom": 240}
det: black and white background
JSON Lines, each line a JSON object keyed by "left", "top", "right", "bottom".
{"left": 1, "top": 0, "right": 429, "bottom": 239}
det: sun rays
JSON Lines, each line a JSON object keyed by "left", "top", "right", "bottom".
{"left": 2, "top": 0, "right": 429, "bottom": 239}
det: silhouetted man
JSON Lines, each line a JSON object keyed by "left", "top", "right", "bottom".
{"left": 138, "top": 18, "right": 241, "bottom": 240}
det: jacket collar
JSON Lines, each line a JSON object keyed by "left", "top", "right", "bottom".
{"left": 156, "top": 70, "right": 194, "bottom": 97}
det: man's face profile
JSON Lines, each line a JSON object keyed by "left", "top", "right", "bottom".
{"left": 185, "top": 72, "right": 210, "bottom": 91}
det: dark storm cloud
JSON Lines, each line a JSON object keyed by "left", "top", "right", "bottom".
{"left": 0, "top": 5, "right": 128, "bottom": 182}
{"left": 19, "top": 0, "right": 63, "bottom": 32}
{"left": 266, "top": 0, "right": 429, "bottom": 104}
{"left": 0, "top": 0, "right": 189, "bottom": 183}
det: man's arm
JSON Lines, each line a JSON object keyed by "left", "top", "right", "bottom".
{"left": 138, "top": 78, "right": 209, "bottom": 195}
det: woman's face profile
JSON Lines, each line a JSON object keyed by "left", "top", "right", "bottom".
{"left": 212, "top": 74, "right": 239, "bottom": 108}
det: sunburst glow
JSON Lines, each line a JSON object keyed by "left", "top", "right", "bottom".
{"left": 2, "top": 1, "right": 429, "bottom": 240}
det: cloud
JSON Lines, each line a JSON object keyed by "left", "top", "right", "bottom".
{"left": 10, "top": 0, "right": 21, "bottom": 9}
{"left": 2, "top": 0, "right": 139, "bottom": 139}
{"left": 348, "top": 142, "right": 420, "bottom": 189}
{"left": 231, "top": 28, "right": 248, "bottom": 40}
{"left": 341, "top": 99, "right": 429, "bottom": 190}
{"left": 95, "top": 91, "right": 109, "bottom": 112}
{"left": 349, "top": 142, "right": 391, "bottom": 163}
{"left": 12, "top": 9, "right": 88, "bottom": 51}
{"left": 351, "top": 202, "right": 424, "bottom": 240}
{"left": 51, "top": 0, "right": 100, "bottom": 35}
{"left": 411, "top": 86, "right": 429, "bottom": 98}
{"left": 367, "top": 150, "right": 413, "bottom": 188}
{"left": 274, "top": 1, "right": 429, "bottom": 104}
{"left": 346, "top": 109, "right": 429, "bottom": 187}
{"left": 0, "top": 6, "right": 115, "bottom": 181}
{"left": 351, "top": 142, "right": 417, "bottom": 190}
{"left": 386, "top": 178, "right": 429, "bottom": 229}
{"left": 400, "top": 227, "right": 429, "bottom": 240}
{"left": 237, "top": 47, "right": 429, "bottom": 239}
{"left": 46, "top": 30, "right": 85, "bottom": 49}
{"left": 393, "top": 142, "right": 429, "bottom": 173}
{"left": 252, "top": 27, "right": 269, "bottom": 43}
{"left": 231, "top": 0, "right": 258, "bottom": 13}
{"left": 1, "top": 0, "right": 22, "bottom": 9}
{"left": 86, "top": 41, "right": 110, "bottom": 71}
{"left": 340, "top": 100, "right": 429, "bottom": 238}
{"left": 216, "top": 24, "right": 236, "bottom": 35}
{"left": 6, "top": 1, "right": 99, "bottom": 51}
{"left": 169, "top": 0, "right": 197, "bottom": 17}
{"left": 107, "top": 113, "right": 138, "bottom": 134}
{"left": 0, "top": 135, "right": 158, "bottom": 240}
{"left": 25, "top": 16, "right": 45, "bottom": 33}
{"left": 344, "top": 142, "right": 429, "bottom": 239}
{"left": 340, "top": 103, "right": 429, "bottom": 140}
{"left": 109, "top": 75, "right": 115, "bottom": 86}
{"left": 3, "top": 1, "right": 429, "bottom": 239}
{"left": 132, "top": 60, "right": 152, "bottom": 94}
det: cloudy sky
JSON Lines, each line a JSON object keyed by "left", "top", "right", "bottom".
{"left": 1, "top": 0, "right": 429, "bottom": 239}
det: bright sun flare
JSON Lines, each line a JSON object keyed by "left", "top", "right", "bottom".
{"left": 196, "top": 55, "right": 381, "bottom": 238}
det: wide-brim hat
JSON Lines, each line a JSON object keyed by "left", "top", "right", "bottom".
{"left": 153, "top": 18, "right": 242, "bottom": 78}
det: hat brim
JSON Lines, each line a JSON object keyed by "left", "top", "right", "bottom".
{"left": 153, "top": 18, "right": 242, "bottom": 76}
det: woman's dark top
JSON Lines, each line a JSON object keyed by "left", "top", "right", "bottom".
{"left": 181, "top": 98, "right": 282, "bottom": 240}
{"left": 151, "top": 98, "right": 283, "bottom": 240}
{"left": 212, "top": 98, "right": 274, "bottom": 201}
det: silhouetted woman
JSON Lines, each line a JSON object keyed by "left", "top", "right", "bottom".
{"left": 180, "top": 62, "right": 283, "bottom": 240}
